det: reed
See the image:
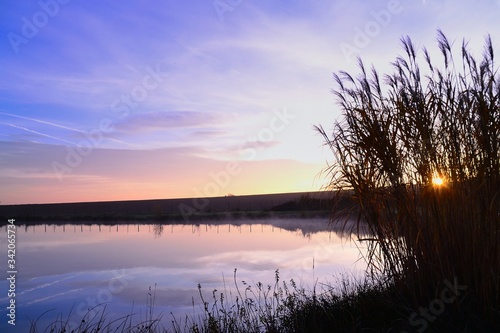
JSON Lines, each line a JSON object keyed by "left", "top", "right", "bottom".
{"left": 170, "top": 269, "right": 402, "bottom": 333}
{"left": 28, "top": 287, "right": 164, "bottom": 333}
{"left": 317, "top": 30, "right": 500, "bottom": 317}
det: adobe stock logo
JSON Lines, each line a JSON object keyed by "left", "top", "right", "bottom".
{"left": 51, "top": 61, "right": 168, "bottom": 182}
{"left": 66, "top": 269, "right": 135, "bottom": 331}
{"left": 339, "top": 0, "right": 403, "bottom": 63}
{"left": 7, "top": 0, "right": 72, "bottom": 54}
{"left": 402, "top": 278, "right": 468, "bottom": 333}
{"left": 178, "top": 108, "right": 296, "bottom": 221}
{"left": 213, "top": 0, "right": 244, "bottom": 21}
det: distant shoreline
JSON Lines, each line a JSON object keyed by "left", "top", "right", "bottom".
{"left": 0, "top": 191, "right": 354, "bottom": 225}
{"left": 0, "top": 210, "right": 333, "bottom": 225}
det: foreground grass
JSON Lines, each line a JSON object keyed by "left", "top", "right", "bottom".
{"left": 30, "top": 270, "right": 500, "bottom": 333}
{"left": 166, "top": 271, "right": 499, "bottom": 332}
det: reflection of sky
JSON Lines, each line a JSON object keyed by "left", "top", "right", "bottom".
{"left": 0, "top": 219, "right": 366, "bottom": 331}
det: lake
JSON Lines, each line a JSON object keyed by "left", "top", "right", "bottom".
{"left": 0, "top": 218, "right": 367, "bottom": 332}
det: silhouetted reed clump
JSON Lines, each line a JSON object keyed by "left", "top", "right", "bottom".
{"left": 317, "top": 31, "right": 500, "bottom": 320}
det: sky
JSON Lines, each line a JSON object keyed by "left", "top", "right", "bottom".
{"left": 0, "top": 0, "right": 499, "bottom": 204}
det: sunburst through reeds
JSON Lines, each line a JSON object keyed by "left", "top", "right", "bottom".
{"left": 317, "top": 30, "right": 500, "bottom": 321}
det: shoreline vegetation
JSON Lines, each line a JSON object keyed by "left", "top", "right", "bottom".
{"left": 13, "top": 32, "right": 500, "bottom": 332}
{"left": 27, "top": 269, "right": 498, "bottom": 333}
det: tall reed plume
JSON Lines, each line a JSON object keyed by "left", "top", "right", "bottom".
{"left": 317, "top": 30, "right": 500, "bottom": 314}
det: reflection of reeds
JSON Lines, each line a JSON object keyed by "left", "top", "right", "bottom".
{"left": 153, "top": 224, "right": 164, "bottom": 237}
{"left": 317, "top": 31, "right": 500, "bottom": 316}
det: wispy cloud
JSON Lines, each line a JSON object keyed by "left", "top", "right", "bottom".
{"left": 113, "top": 111, "right": 230, "bottom": 134}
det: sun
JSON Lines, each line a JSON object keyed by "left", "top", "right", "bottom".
{"left": 431, "top": 173, "right": 445, "bottom": 186}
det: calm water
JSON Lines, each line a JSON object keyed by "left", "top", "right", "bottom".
{"left": 0, "top": 218, "right": 366, "bottom": 332}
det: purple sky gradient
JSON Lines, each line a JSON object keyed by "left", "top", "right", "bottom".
{"left": 1, "top": 0, "right": 498, "bottom": 204}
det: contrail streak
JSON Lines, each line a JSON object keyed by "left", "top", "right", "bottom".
{"left": 0, "top": 111, "right": 85, "bottom": 133}
{"left": 0, "top": 122, "right": 77, "bottom": 145}
{"left": 0, "top": 110, "right": 133, "bottom": 147}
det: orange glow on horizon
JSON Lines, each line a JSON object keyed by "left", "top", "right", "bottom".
{"left": 1, "top": 159, "right": 323, "bottom": 205}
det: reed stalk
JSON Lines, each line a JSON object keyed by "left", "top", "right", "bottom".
{"left": 317, "top": 30, "right": 500, "bottom": 315}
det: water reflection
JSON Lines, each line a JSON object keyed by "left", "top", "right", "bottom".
{"left": 9, "top": 218, "right": 370, "bottom": 239}
{"left": 153, "top": 224, "right": 164, "bottom": 237}
{"left": 0, "top": 218, "right": 368, "bottom": 332}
